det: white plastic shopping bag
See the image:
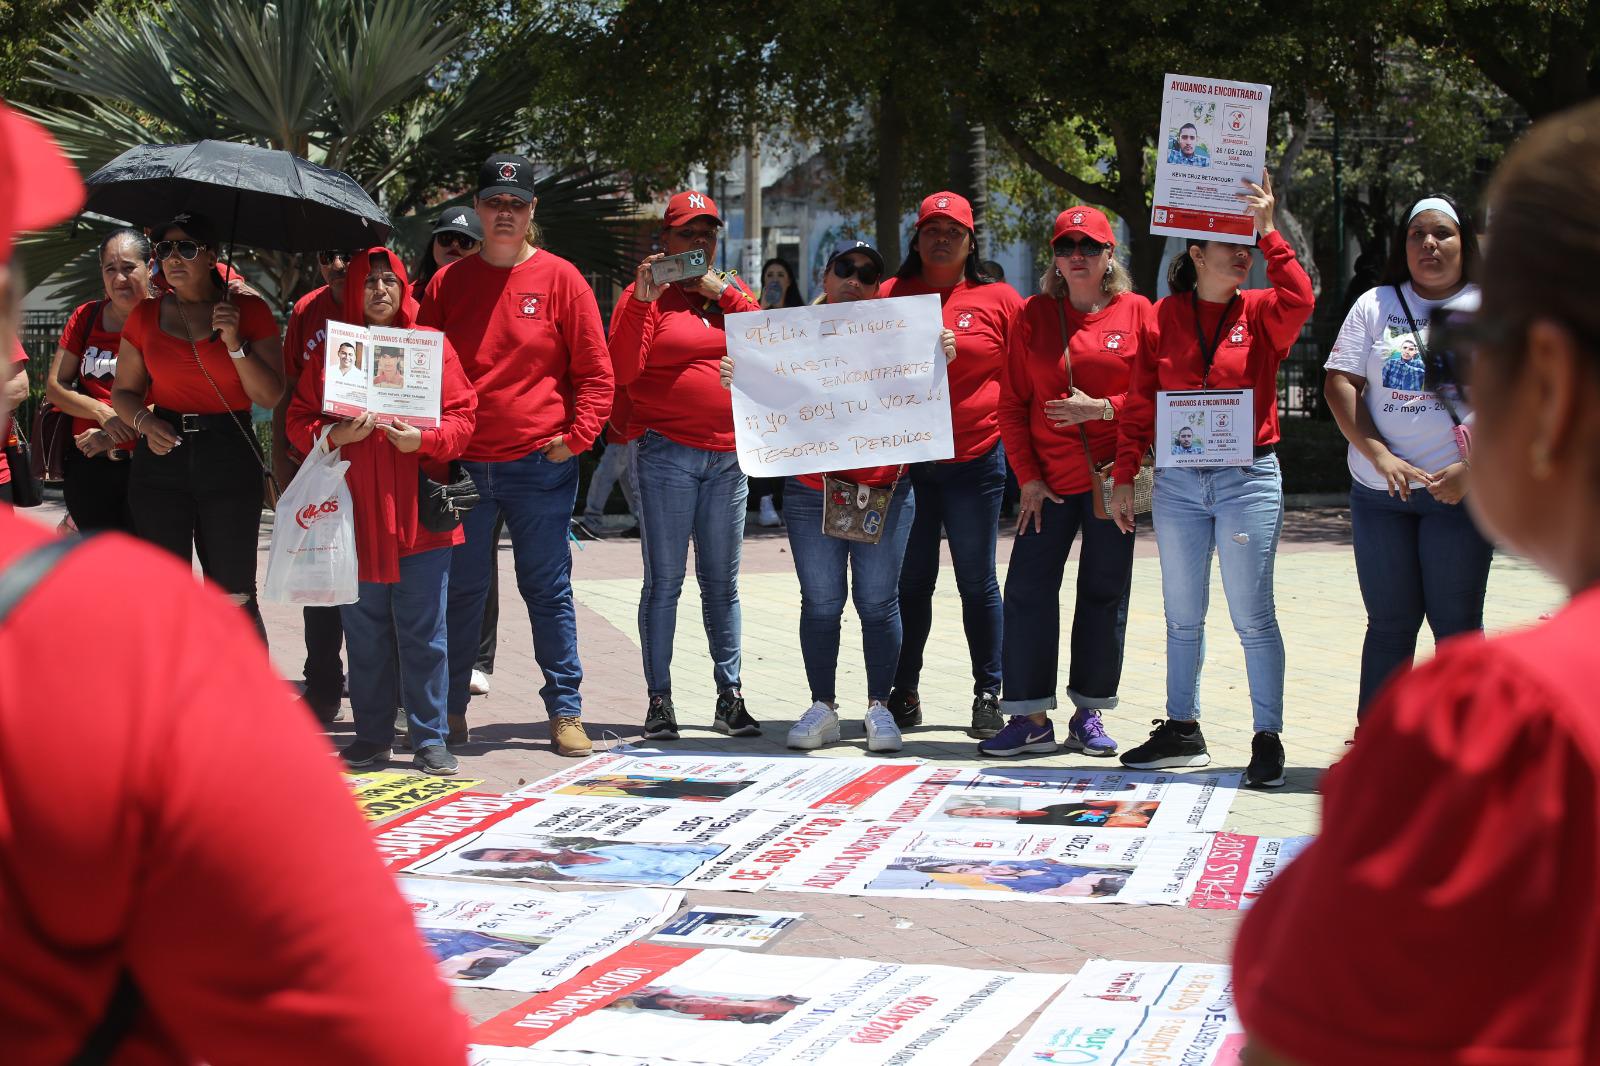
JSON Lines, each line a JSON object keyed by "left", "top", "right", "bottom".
{"left": 261, "top": 436, "right": 358, "bottom": 605}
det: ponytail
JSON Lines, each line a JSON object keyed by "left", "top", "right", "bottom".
{"left": 1167, "top": 241, "right": 1203, "bottom": 294}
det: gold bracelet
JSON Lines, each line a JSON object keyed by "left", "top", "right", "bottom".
{"left": 132, "top": 409, "right": 149, "bottom": 433}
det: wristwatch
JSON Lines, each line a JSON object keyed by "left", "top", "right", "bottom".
{"left": 1100, "top": 400, "right": 1114, "bottom": 420}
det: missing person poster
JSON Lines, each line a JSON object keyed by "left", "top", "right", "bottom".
{"left": 1188, "top": 832, "right": 1313, "bottom": 910}
{"left": 726, "top": 294, "right": 952, "bottom": 477}
{"left": 322, "top": 319, "right": 443, "bottom": 427}
{"left": 652, "top": 907, "right": 803, "bottom": 950}
{"left": 1155, "top": 388, "right": 1254, "bottom": 467}
{"left": 473, "top": 943, "right": 1068, "bottom": 1066}
{"left": 1151, "top": 73, "right": 1272, "bottom": 244}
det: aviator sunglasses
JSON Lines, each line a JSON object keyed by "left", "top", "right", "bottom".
{"left": 154, "top": 239, "right": 207, "bottom": 261}
{"left": 830, "top": 258, "right": 882, "bottom": 286}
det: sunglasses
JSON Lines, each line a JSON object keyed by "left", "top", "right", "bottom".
{"left": 1052, "top": 238, "right": 1109, "bottom": 259}
{"left": 318, "top": 249, "right": 359, "bottom": 265}
{"left": 435, "top": 232, "right": 479, "bottom": 251}
{"left": 482, "top": 197, "right": 530, "bottom": 214}
{"left": 831, "top": 258, "right": 882, "bottom": 286}
{"left": 154, "top": 240, "right": 207, "bottom": 261}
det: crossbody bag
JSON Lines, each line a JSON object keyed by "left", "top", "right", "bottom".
{"left": 1055, "top": 299, "right": 1152, "bottom": 519}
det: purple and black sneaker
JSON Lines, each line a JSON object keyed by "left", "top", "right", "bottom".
{"left": 977, "top": 715, "right": 1058, "bottom": 758}
{"left": 1064, "top": 709, "right": 1118, "bottom": 756}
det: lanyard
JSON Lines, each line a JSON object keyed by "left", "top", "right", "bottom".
{"left": 1190, "top": 291, "right": 1239, "bottom": 388}
{"left": 1392, "top": 283, "right": 1464, "bottom": 427}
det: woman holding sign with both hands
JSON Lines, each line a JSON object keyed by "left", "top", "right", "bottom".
{"left": 1110, "top": 171, "right": 1314, "bottom": 788}
{"left": 720, "top": 239, "right": 958, "bottom": 753}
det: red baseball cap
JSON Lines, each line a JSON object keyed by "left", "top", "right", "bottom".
{"left": 664, "top": 190, "right": 721, "bottom": 228}
{"left": 1051, "top": 206, "right": 1116, "bottom": 247}
{"left": 0, "top": 103, "right": 83, "bottom": 259}
{"left": 917, "top": 191, "right": 974, "bottom": 231}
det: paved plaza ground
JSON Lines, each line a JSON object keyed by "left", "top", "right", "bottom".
{"left": 20, "top": 497, "right": 1565, "bottom": 1058}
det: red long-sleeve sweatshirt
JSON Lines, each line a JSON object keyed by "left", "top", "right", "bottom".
{"left": 1001, "top": 291, "right": 1157, "bottom": 495}
{"left": 1114, "top": 230, "right": 1314, "bottom": 484}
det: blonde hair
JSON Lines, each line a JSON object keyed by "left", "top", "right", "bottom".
{"left": 1039, "top": 256, "right": 1133, "bottom": 299}
{"left": 523, "top": 220, "right": 543, "bottom": 248}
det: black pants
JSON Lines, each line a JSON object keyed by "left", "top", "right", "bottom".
{"left": 63, "top": 447, "right": 136, "bottom": 533}
{"left": 130, "top": 423, "right": 265, "bottom": 633}
{"left": 474, "top": 513, "right": 504, "bottom": 673}
{"left": 302, "top": 605, "right": 345, "bottom": 700}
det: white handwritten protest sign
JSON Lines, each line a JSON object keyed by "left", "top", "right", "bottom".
{"left": 1151, "top": 72, "right": 1272, "bottom": 245}
{"left": 726, "top": 294, "right": 952, "bottom": 477}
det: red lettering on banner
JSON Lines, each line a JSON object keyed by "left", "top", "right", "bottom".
{"left": 371, "top": 792, "right": 540, "bottom": 867}
{"left": 472, "top": 944, "right": 699, "bottom": 1046}
{"left": 810, "top": 764, "right": 920, "bottom": 811}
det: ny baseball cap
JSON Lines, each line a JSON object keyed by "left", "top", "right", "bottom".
{"left": 917, "top": 191, "right": 974, "bottom": 231}
{"left": 0, "top": 103, "right": 83, "bottom": 258}
{"left": 825, "top": 238, "right": 884, "bottom": 274}
{"left": 478, "top": 153, "right": 535, "bottom": 203}
{"left": 431, "top": 207, "right": 484, "bottom": 240}
{"left": 664, "top": 190, "right": 721, "bottom": 228}
{"left": 1051, "top": 206, "right": 1116, "bottom": 247}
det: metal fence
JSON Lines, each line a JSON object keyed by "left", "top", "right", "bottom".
{"left": 16, "top": 310, "right": 70, "bottom": 431}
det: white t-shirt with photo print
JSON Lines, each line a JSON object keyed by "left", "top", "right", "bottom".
{"left": 1325, "top": 282, "right": 1477, "bottom": 491}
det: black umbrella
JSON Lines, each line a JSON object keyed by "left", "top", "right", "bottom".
{"left": 81, "top": 139, "right": 390, "bottom": 252}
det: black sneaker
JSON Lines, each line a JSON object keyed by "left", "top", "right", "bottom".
{"left": 340, "top": 739, "right": 391, "bottom": 769}
{"left": 1119, "top": 719, "right": 1211, "bottom": 770}
{"left": 414, "top": 744, "right": 460, "bottom": 776}
{"left": 969, "top": 693, "right": 1003, "bottom": 739}
{"left": 643, "top": 695, "right": 679, "bottom": 741}
{"left": 1246, "top": 731, "right": 1286, "bottom": 788}
{"left": 887, "top": 688, "right": 922, "bottom": 728}
{"left": 712, "top": 690, "right": 761, "bottom": 737}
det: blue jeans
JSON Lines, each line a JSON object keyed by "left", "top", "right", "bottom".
{"left": 629, "top": 430, "right": 747, "bottom": 695}
{"left": 783, "top": 478, "right": 916, "bottom": 703}
{"left": 1001, "top": 491, "right": 1135, "bottom": 715}
{"left": 448, "top": 449, "right": 582, "bottom": 719}
{"left": 1152, "top": 454, "right": 1285, "bottom": 733}
{"left": 895, "top": 442, "right": 1006, "bottom": 695}
{"left": 584, "top": 438, "right": 637, "bottom": 517}
{"left": 1349, "top": 481, "right": 1493, "bottom": 715}
{"left": 342, "top": 546, "right": 451, "bottom": 749}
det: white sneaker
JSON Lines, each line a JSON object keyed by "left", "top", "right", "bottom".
{"left": 865, "top": 701, "right": 903, "bottom": 753}
{"left": 757, "top": 496, "right": 782, "bottom": 527}
{"left": 787, "top": 702, "right": 840, "bottom": 749}
{"left": 469, "top": 669, "right": 491, "bottom": 696}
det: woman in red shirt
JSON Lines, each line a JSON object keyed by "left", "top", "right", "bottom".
{"left": 288, "top": 248, "right": 477, "bottom": 777}
{"left": 609, "top": 190, "right": 761, "bottom": 742}
{"left": 1234, "top": 101, "right": 1600, "bottom": 1066}
{"left": 44, "top": 228, "right": 152, "bottom": 531}
{"left": 112, "top": 212, "right": 285, "bottom": 631}
{"left": 880, "top": 191, "right": 1023, "bottom": 739}
{"left": 985, "top": 207, "right": 1157, "bottom": 759}
{"left": 1111, "top": 174, "right": 1313, "bottom": 787}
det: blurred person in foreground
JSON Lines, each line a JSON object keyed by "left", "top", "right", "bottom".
{"left": 1234, "top": 100, "right": 1600, "bottom": 1065}
{"left": 0, "top": 102, "right": 466, "bottom": 1065}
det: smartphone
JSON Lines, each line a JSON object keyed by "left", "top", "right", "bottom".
{"left": 650, "top": 248, "right": 710, "bottom": 286}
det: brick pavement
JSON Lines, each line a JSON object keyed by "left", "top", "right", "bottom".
{"left": 16, "top": 498, "right": 1565, "bottom": 1058}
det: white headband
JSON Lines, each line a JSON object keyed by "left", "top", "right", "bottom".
{"left": 1408, "top": 197, "right": 1460, "bottom": 225}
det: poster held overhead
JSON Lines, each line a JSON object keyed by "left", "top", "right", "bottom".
{"left": 1151, "top": 73, "right": 1272, "bottom": 244}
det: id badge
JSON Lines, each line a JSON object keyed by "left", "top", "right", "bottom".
{"left": 1154, "top": 388, "right": 1254, "bottom": 468}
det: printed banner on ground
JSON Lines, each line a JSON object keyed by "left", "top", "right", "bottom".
{"left": 726, "top": 294, "right": 953, "bottom": 477}
{"left": 999, "top": 959, "right": 1243, "bottom": 1066}
{"left": 510, "top": 751, "right": 924, "bottom": 814}
{"left": 372, "top": 792, "right": 540, "bottom": 869}
{"left": 652, "top": 907, "right": 802, "bottom": 950}
{"left": 1188, "top": 832, "right": 1313, "bottom": 910}
{"left": 402, "top": 797, "right": 852, "bottom": 892}
{"left": 474, "top": 943, "right": 1067, "bottom": 1066}
{"left": 399, "top": 877, "right": 681, "bottom": 994}
{"left": 1151, "top": 72, "right": 1272, "bottom": 244}
{"left": 849, "top": 765, "right": 1239, "bottom": 833}
{"left": 773, "top": 822, "right": 1209, "bottom": 905}
{"left": 345, "top": 770, "right": 482, "bottom": 822}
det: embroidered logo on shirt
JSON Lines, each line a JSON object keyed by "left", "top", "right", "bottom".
{"left": 1103, "top": 331, "right": 1124, "bottom": 350}
{"left": 1228, "top": 324, "right": 1247, "bottom": 345}
{"left": 956, "top": 311, "right": 974, "bottom": 329}
{"left": 516, "top": 292, "right": 546, "bottom": 319}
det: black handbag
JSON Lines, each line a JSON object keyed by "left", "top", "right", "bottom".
{"left": 4, "top": 416, "right": 41, "bottom": 507}
{"left": 418, "top": 461, "right": 479, "bottom": 532}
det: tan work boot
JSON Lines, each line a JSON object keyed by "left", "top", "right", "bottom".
{"left": 552, "top": 715, "right": 592, "bottom": 758}
{"left": 447, "top": 713, "right": 469, "bottom": 748}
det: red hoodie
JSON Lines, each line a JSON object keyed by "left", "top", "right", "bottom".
{"left": 1114, "top": 230, "right": 1314, "bottom": 484}
{"left": 1001, "top": 291, "right": 1157, "bottom": 495}
{"left": 287, "top": 248, "right": 478, "bottom": 584}
{"left": 878, "top": 274, "right": 1021, "bottom": 463}
{"left": 608, "top": 275, "right": 759, "bottom": 450}
{"left": 418, "top": 248, "right": 610, "bottom": 461}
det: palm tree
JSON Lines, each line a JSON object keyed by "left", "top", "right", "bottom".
{"left": 17, "top": 0, "right": 636, "bottom": 306}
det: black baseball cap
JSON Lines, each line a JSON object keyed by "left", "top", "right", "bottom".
{"left": 825, "top": 238, "right": 885, "bottom": 274}
{"left": 431, "top": 207, "right": 483, "bottom": 240}
{"left": 478, "top": 153, "right": 535, "bottom": 203}
{"left": 154, "top": 210, "right": 218, "bottom": 246}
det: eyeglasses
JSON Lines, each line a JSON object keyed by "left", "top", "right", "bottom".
{"left": 1052, "top": 238, "right": 1109, "bottom": 259}
{"left": 318, "top": 249, "right": 359, "bottom": 265}
{"left": 482, "top": 197, "right": 530, "bottom": 214}
{"left": 435, "top": 232, "right": 479, "bottom": 251}
{"left": 831, "top": 258, "right": 882, "bottom": 286}
{"left": 154, "top": 240, "right": 206, "bottom": 261}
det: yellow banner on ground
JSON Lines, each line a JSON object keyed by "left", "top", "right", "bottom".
{"left": 345, "top": 770, "right": 483, "bottom": 822}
